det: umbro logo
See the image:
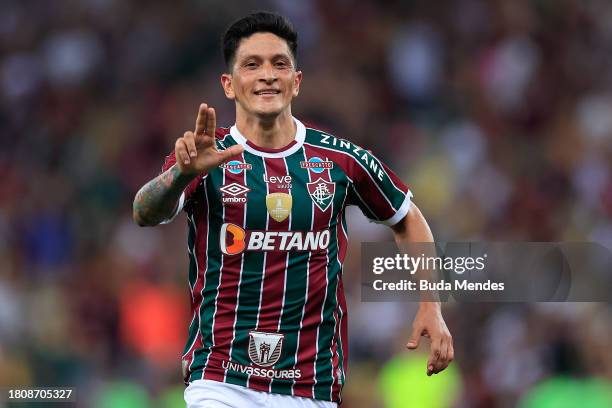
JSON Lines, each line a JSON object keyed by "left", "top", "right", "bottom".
{"left": 220, "top": 183, "right": 250, "bottom": 204}
{"left": 220, "top": 183, "right": 250, "bottom": 197}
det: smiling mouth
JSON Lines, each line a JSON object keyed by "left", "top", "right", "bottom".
{"left": 254, "top": 90, "right": 281, "bottom": 95}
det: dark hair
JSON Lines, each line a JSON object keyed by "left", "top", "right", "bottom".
{"left": 222, "top": 11, "right": 298, "bottom": 70}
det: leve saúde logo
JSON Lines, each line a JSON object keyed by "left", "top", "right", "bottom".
{"left": 263, "top": 174, "right": 292, "bottom": 189}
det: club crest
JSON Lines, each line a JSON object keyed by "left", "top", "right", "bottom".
{"left": 266, "top": 193, "right": 292, "bottom": 222}
{"left": 307, "top": 178, "right": 335, "bottom": 212}
{"left": 248, "top": 331, "right": 284, "bottom": 367}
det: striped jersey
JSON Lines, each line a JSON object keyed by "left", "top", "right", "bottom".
{"left": 162, "top": 117, "right": 412, "bottom": 403}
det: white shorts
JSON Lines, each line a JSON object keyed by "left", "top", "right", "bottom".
{"left": 184, "top": 379, "right": 338, "bottom": 408}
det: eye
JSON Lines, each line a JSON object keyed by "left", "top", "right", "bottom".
{"left": 275, "top": 61, "right": 289, "bottom": 69}
{"left": 244, "top": 61, "right": 258, "bottom": 69}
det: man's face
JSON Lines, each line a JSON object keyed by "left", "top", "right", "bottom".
{"left": 221, "top": 32, "right": 302, "bottom": 118}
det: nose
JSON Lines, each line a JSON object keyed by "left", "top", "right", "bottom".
{"left": 259, "top": 62, "right": 277, "bottom": 84}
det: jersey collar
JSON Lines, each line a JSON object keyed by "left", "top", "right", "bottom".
{"left": 229, "top": 117, "right": 305, "bottom": 158}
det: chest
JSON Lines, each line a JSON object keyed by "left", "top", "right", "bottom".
{"left": 205, "top": 153, "right": 349, "bottom": 231}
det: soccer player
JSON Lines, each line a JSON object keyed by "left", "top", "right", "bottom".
{"left": 133, "top": 12, "right": 453, "bottom": 408}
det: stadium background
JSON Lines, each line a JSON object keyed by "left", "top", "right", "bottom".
{"left": 1, "top": 0, "right": 611, "bottom": 406}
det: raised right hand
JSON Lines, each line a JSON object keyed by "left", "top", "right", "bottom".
{"left": 175, "top": 103, "right": 244, "bottom": 176}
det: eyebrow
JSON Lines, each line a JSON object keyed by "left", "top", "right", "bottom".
{"left": 238, "top": 53, "right": 292, "bottom": 62}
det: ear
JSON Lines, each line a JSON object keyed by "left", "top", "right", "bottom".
{"left": 221, "top": 73, "right": 235, "bottom": 100}
{"left": 292, "top": 70, "right": 302, "bottom": 97}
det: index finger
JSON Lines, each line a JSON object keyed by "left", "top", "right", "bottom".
{"left": 195, "top": 103, "right": 208, "bottom": 136}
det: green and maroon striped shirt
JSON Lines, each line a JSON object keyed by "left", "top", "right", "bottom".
{"left": 162, "top": 118, "right": 412, "bottom": 403}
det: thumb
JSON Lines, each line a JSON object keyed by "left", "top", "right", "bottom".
{"left": 406, "top": 324, "right": 423, "bottom": 349}
{"left": 217, "top": 144, "right": 245, "bottom": 165}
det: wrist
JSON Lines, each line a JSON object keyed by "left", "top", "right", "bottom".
{"left": 174, "top": 163, "right": 201, "bottom": 180}
{"left": 418, "top": 301, "right": 441, "bottom": 313}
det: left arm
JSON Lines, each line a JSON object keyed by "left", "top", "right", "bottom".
{"left": 390, "top": 203, "right": 454, "bottom": 375}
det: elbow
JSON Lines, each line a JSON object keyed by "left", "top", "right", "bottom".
{"left": 133, "top": 212, "right": 147, "bottom": 227}
{"left": 133, "top": 211, "right": 159, "bottom": 227}
{"left": 132, "top": 208, "right": 148, "bottom": 227}
{"left": 132, "top": 200, "right": 154, "bottom": 227}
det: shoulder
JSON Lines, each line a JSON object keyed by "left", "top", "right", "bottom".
{"left": 303, "top": 124, "right": 336, "bottom": 146}
{"left": 303, "top": 124, "right": 358, "bottom": 154}
{"left": 302, "top": 124, "right": 371, "bottom": 164}
{"left": 301, "top": 123, "right": 394, "bottom": 185}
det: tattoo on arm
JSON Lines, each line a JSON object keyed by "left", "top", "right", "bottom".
{"left": 133, "top": 164, "right": 196, "bottom": 226}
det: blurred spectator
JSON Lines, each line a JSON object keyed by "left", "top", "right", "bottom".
{"left": 518, "top": 376, "right": 612, "bottom": 408}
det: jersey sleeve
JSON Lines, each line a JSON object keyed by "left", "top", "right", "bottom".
{"left": 346, "top": 148, "right": 413, "bottom": 226}
{"left": 159, "top": 151, "right": 205, "bottom": 224}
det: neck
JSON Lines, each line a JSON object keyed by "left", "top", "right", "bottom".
{"left": 235, "top": 108, "right": 296, "bottom": 149}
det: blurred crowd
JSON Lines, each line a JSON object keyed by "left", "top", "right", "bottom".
{"left": 0, "top": 0, "right": 611, "bottom": 407}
